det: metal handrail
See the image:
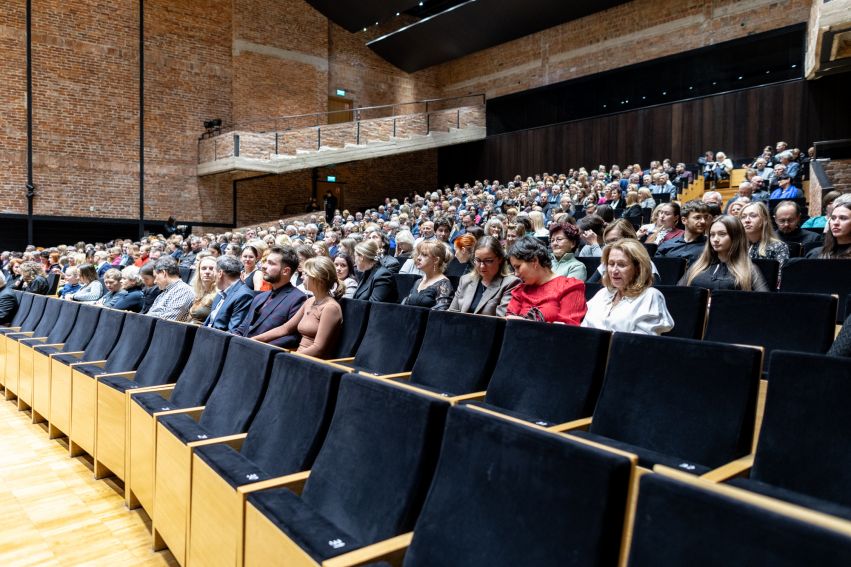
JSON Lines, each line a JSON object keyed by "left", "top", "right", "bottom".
{"left": 219, "top": 93, "right": 485, "bottom": 133}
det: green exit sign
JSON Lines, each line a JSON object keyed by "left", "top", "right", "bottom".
{"left": 335, "top": 89, "right": 346, "bottom": 97}
{"left": 327, "top": 176, "right": 336, "bottom": 182}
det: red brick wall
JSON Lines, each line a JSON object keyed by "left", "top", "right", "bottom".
{"left": 436, "top": 0, "right": 811, "bottom": 100}
{"left": 0, "top": 2, "right": 27, "bottom": 213}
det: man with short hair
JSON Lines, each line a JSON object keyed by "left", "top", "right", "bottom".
{"left": 750, "top": 176, "right": 770, "bottom": 202}
{"left": 724, "top": 182, "right": 754, "bottom": 214}
{"left": 434, "top": 217, "right": 452, "bottom": 243}
{"left": 655, "top": 200, "right": 710, "bottom": 265}
{"left": 204, "top": 255, "right": 254, "bottom": 332}
{"left": 774, "top": 201, "right": 821, "bottom": 250}
{"left": 234, "top": 246, "right": 306, "bottom": 348}
{"left": 146, "top": 256, "right": 195, "bottom": 321}
{"left": 673, "top": 163, "right": 693, "bottom": 192}
{"left": 701, "top": 191, "right": 723, "bottom": 208}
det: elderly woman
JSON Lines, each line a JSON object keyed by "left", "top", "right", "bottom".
{"left": 112, "top": 265, "right": 145, "bottom": 312}
{"left": 394, "top": 230, "right": 415, "bottom": 265}
{"left": 353, "top": 240, "right": 397, "bottom": 303}
{"left": 582, "top": 239, "right": 674, "bottom": 335}
{"left": 446, "top": 233, "right": 476, "bottom": 278}
{"left": 506, "top": 236, "right": 587, "bottom": 325}
{"left": 95, "top": 268, "right": 128, "bottom": 307}
{"left": 549, "top": 222, "right": 586, "bottom": 280}
{"left": 401, "top": 240, "right": 454, "bottom": 310}
{"left": 449, "top": 236, "right": 520, "bottom": 317}
{"left": 19, "top": 261, "right": 49, "bottom": 295}
{"left": 67, "top": 263, "right": 105, "bottom": 302}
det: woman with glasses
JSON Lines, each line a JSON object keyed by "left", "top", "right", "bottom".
{"left": 449, "top": 237, "right": 520, "bottom": 317}
{"left": 549, "top": 222, "right": 586, "bottom": 281}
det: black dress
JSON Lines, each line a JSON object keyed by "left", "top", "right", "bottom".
{"left": 445, "top": 258, "right": 472, "bottom": 278}
{"left": 401, "top": 278, "right": 454, "bottom": 310}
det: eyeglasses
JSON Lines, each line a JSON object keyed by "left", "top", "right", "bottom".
{"left": 473, "top": 257, "right": 496, "bottom": 266}
{"left": 549, "top": 237, "right": 568, "bottom": 244}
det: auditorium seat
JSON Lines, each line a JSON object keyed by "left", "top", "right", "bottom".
{"left": 469, "top": 320, "right": 610, "bottom": 426}
{"left": 46, "top": 272, "right": 60, "bottom": 296}
{"left": 372, "top": 310, "right": 504, "bottom": 397}
{"left": 703, "top": 291, "right": 836, "bottom": 363}
{"left": 4, "top": 296, "right": 63, "bottom": 407}
{"left": 627, "top": 469, "right": 851, "bottom": 567}
{"left": 577, "top": 257, "right": 601, "bottom": 281}
{"left": 126, "top": 326, "right": 231, "bottom": 513}
{"left": 564, "top": 333, "right": 762, "bottom": 475}
{"left": 584, "top": 282, "right": 603, "bottom": 301}
{"left": 327, "top": 298, "right": 370, "bottom": 359}
{"left": 93, "top": 320, "right": 196, "bottom": 481}
{"left": 242, "top": 373, "right": 449, "bottom": 567}
{"left": 187, "top": 353, "right": 345, "bottom": 567}
{"left": 752, "top": 258, "right": 780, "bottom": 291}
{"left": 712, "top": 351, "right": 851, "bottom": 522}
{"left": 0, "top": 294, "right": 47, "bottom": 390}
{"left": 780, "top": 258, "right": 851, "bottom": 322}
{"left": 68, "top": 311, "right": 156, "bottom": 463}
{"left": 152, "top": 337, "right": 278, "bottom": 564}
{"left": 654, "top": 285, "right": 709, "bottom": 339}
{"left": 341, "top": 404, "right": 636, "bottom": 567}
{"left": 331, "top": 302, "right": 428, "bottom": 376}
{"left": 0, "top": 291, "right": 33, "bottom": 332}
{"left": 652, "top": 256, "right": 688, "bottom": 286}
{"left": 20, "top": 300, "right": 80, "bottom": 423}
{"left": 393, "top": 274, "right": 421, "bottom": 303}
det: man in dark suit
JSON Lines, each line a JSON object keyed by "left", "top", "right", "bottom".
{"left": 234, "top": 246, "right": 306, "bottom": 348}
{"left": 0, "top": 272, "right": 19, "bottom": 325}
{"left": 204, "top": 255, "right": 255, "bottom": 333}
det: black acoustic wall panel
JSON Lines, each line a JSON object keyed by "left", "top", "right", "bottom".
{"left": 306, "top": 0, "right": 421, "bottom": 33}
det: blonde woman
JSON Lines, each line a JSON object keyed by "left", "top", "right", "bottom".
{"left": 738, "top": 202, "right": 789, "bottom": 263}
{"left": 187, "top": 255, "right": 218, "bottom": 324}
{"left": 528, "top": 210, "right": 548, "bottom": 238}
{"left": 252, "top": 256, "right": 343, "bottom": 358}
{"left": 401, "top": 240, "right": 454, "bottom": 310}
{"left": 582, "top": 239, "right": 673, "bottom": 335}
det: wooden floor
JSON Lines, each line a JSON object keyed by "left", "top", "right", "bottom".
{"left": 0, "top": 392, "right": 177, "bottom": 566}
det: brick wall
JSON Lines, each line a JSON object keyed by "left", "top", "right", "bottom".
{"left": 435, "top": 0, "right": 811, "bottom": 100}
{"left": 824, "top": 159, "right": 851, "bottom": 194}
{"left": 0, "top": 2, "right": 27, "bottom": 214}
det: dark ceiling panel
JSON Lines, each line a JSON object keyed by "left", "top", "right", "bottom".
{"left": 306, "top": 0, "right": 422, "bottom": 33}
{"left": 368, "top": 0, "right": 630, "bottom": 72}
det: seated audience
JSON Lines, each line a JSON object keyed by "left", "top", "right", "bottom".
{"left": 203, "top": 255, "right": 253, "bottom": 332}
{"left": 808, "top": 194, "right": 851, "bottom": 259}
{"left": 292, "top": 244, "right": 316, "bottom": 294}
{"left": 506, "top": 237, "right": 587, "bottom": 325}
{"left": 727, "top": 196, "right": 750, "bottom": 217}
{"left": 655, "top": 200, "right": 709, "bottom": 265}
{"left": 829, "top": 314, "right": 851, "bottom": 358}
{"left": 679, "top": 215, "right": 769, "bottom": 291}
{"left": 774, "top": 200, "right": 821, "bottom": 251}
{"left": 0, "top": 272, "right": 17, "bottom": 325}
{"left": 234, "top": 246, "right": 306, "bottom": 348}
{"left": 577, "top": 214, "right": 606, "bottom": 257}
{"left": 113, "top": 265, "right": 145, "bottom": 312}
{"left": 146, "top": 256, "right": 196, "bottom": 321}
{"left": 622, "top": 191, "right": 642, "bottom": 229}
{"left": 139, "top": 262, "right": 161, "bottom": 314}
{"left": 240, "top": 244, "right": 267, "bottom": 292}
{"left": 367, "top": 230, "right": 400, "bottom": 274}
{"left": 582, "top": 239, "right": 674, "bottom": 335}
{"left": 449, "top": 236, "right": 520, "bottom": 317}
{"left": 252, "top": 256, "right": 343, "bottom": 358}
{"left": 95, "top": 268, "right": 127, "bottom": 308}
{"left": 802, "top": 190, "right": 841, "bottom": 230}
{"left": 67, "top": 264, "right": 105, "bottom": 302}
{"left": 401, "top": 240, "right": 454, "bottom": 310}
{"left": 394, "top": 230, "right": 415, "bottom": 265}
{"left": 446, "top": 234, "right": 475, "bottom": 278}
{"left": 333, "top": 254, "right": 358, "bottom": 299}
{"left": 549, "top": 222, "right": 586, "bottom": 280}
{"left": 639, "top": 202, "right": 683, "bottom": 245}
{"left": 352, "top": 240, "right": 397, "bottom": 303}
{"left": 739, "top": 202, "right": 790, "bottom": 263}
{"left": 58, "top": 266, "right": 81, "bottom": 298}
{"left": 187, "top": 255, "right": 218, "bottom": 324}
{"left": 769, "top": 174, "right": 803, "bottom": 200}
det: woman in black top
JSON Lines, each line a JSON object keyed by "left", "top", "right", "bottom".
{"left": 21, "top": 261, "right": 49, "bottom": 295}
{"left": 445, "top": 233, "right": 475, "bottom": 278}
{"left": 402, "top": 240, "right": 454, "bottom": 310}
{"left": 353, "top": 240, "right": 397, "bottom": 303}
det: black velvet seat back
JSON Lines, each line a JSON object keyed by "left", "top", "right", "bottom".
{"left": 590, "top": 334, "right": 762, "bottom": 469}
{"left": 7, "top": 293, "right": 33, "bottom": 327}
{"left": 577, "top": 257, "right": 601, "bottom": 281}
{"left": 301, "top": 374, "right": 449, "bottom": 546}
{"left": 653, "top": 256, "right": 688, "bottom": 286}
{"left": 78, "top": 309, "right": 126, "bottom": 362}
{"left": 780, "top": 258, "right": 851, "bottom": 322}
{"left": 13, "top": 294, "right": 47, "bottom": 333}
{"left": 100, "top": 312, "right": 156, "bottom": 374}
{"left": 168, "top": 327, "right": 231, "bottom": 408}
{"left": 132, "top": 321, "right": 196, "bottom": 388}
{"left": 24, "top": 298, "right": 63, "bottom": 340}
{"left": 410, "top": 310, "right": 505, "bottom": 395}
{"left": 330, "top": 299, "right": 370, "bottom": 359}
{"left": 60, "top": 304, "right": 102, "bottom": 352}
{"left": 352, "top": 302, "right": 428, "bottom": 375}
{"left": 704, "top": 291, "right": 836, "bottom": 358}
{"left": 197, "top": 336, "right": 277, "bottom": 437}
{"left": 752, "top": 258, "right": 780, "bottom": 291}
{"left": 628, "top": 473, "right": 851, "bottom": 567}
{"left": 46, "top": 273, "right": 60, "bottom": 295}
{"left": 750, "top": 351, "right": 851, "bottom": 509}
{"left": 240, "top": 353, "right": 344, "bottom": 477}
{"left": 484, "top": 320, "right": 611, "bottom": 424}
{"left": 43, "top": 301, "right": 80, "bottom": 344}
{"left": 403, "top": 406, "right": 633, "bottom": 567}
{"left": 656, "top": 285, "right": 708, "bottom": 339}
{"left": 393, "top": 274, "right": 420, "bottom": 302}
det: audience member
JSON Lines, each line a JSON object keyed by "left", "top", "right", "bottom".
{"left": 769, "top": 174, "right": 803, "bottom": 200}
{"left": 139, "top": 262, "right": 160, "bottom": 314}
{"left": 203, "top": 255, "right": 253, "bottom": 332}
{"left": 577, "top": 215, "right": 606, "bottom": 257}
{"left": 642, "top": 202, "right": 683, "bottom": 245}
{"left": 680, "top": 215, "right": 768, "bottom": 291}
{"left": 739, "top": 202, "right": 790, "bottom": 263}
{"left": 506, "top": 237, "right": 587, "bottom": 324}
{"left": 401, "top": 240, "right": 454, "bottom": 310}
{"left": 809, "top": 194, "right": 851, "bottom": 259}
{"left": 187, "top": 255, "right": 218, "bottom": 324}
{"left": 774, "top": 201, "right": 821, "bottom": 251}
{"left": 58, "top": 266, "right": 81, "bottom": 298}
{"left": 829, "top": 314, "right": 851, "bottom": 358}
{"left": 549, "top": 222, "right": 586, "bottom": 280}
{"left": 582, "top": 239, "right": 674, "bottom": 335}
{"left": 146, "top": 256, "right": 195, "bottom": 321}
{"left": 240, "top": 244, "right": 266, "bottom": 292}
{"left": 333, "top": 254, "right": 358, "bottom": 299}
{"left": 446, "top": 234, "right": 475, "bottom": 278}
{"left": 802, "top": 190, "right": 842, "bottom": 230}
{"left": 20, "top": 261, "right": 49, "bottom": 295}
{"left": 113, "top": 265, "right": 145, "bottom": 312}
{"left": 95, "top": 268, "right": 127, "bottom": 308}
{"left": 449, "top": 237, "right": 520, "bottom": 317}
{"left": 0, "top": 272, "right": 17, "bottom": 325}
{"left": 352, "top": 240, "right": 397, "bottom": 303}
{"left": 655, "top": 200, "right": 709, "bottom": 265}
{"left": 68, "top": 264, "right": 105, "bottom": 302}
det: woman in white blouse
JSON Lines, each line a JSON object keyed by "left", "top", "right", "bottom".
{"left": 582, "top": 239, "right": 674, "bottom": 335}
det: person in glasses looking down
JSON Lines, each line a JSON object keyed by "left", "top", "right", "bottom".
{"left": 449, "top": 236, "right": 520, "bottom": 317}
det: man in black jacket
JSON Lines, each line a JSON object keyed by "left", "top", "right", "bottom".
{"left": 656, "top": 200, "right": 710, "bottom": 266}
{"left": 0, "top": 272, "right": 19, "bottom": 325}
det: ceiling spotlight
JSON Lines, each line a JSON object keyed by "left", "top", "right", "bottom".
{"left": 375, "top": 21, "right": 378, "bottom": 25}
{"left": 791, "top": 64, "right": 797, "bottom": 68}
{"left": 642, "top": 96, "right": 645, "bottom": 100}
{"left": 419, "top": 1, "right": 423, "bottom": 5}
{"left": 738, "top": 76, "right": 743, "bottom": 80}
{"left": 396, "top": 12, "right": 400, "bottom": 16}
{"left": 662, "top": 91, "right": 666, "bottom": 95}
{"left": 603, "top": 104, "right": 607, "bottom": 108}
{"left": 363, "top": 27, "right": 367, "bottom": 31}
{"left": 765, "top": 70, "right": 770, "bottom": 74}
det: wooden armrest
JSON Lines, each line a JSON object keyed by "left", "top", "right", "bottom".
{"left": 188, "top": 432, "right": 247, "bottom": 450}
{"left": 548, "top": 417, "right": 593, "bottom": 433}
{"left": 1, "top": 326, "right": 22, "bottom": 332}
{"left": 700, "top": 455, "right": 755, "bottom": 483}
{"left": 50, "top": 350, "right": 83, "bottom": 359}
{"left": 365, "top": 371, "right": 412, "bottom": 380}
{"left": 128, "top": 384, "right": 175, "bottom": 397}
{"left": 18, "top": 337, "right": 48, "bottom": 345}
{"left": 447, "top": 391, "right": 486, "bottom": 404}
{"left": 34, "top": 342, "right": 65, "bottom": 351}
{"left": 326, "top": 357, "right": 355, "bottom": 363}
{"left": 95, "top": 371, "right": 137, "bottom": 380}
{"left": 322, "top": 532, "right": 413, "bottom": 567}
{"left": 153, "top": 405, "right": 205, "bottom": 420}
{"left": 70, "top": 359, "right": 106, "bottom": 368}
{"left": 238, "top": 470, "right": 311, "bottom": 495}
{"left": 6, "top": 331, "right": 35, "bottom": 338}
